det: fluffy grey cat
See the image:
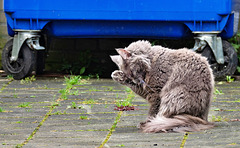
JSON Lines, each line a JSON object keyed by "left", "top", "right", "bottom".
{"left": 110, "top": 40, "right": 214, "bottom": 133}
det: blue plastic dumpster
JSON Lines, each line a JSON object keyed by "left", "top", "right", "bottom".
{"left": 2, "top": 0, "right": 240, "bottom": 79}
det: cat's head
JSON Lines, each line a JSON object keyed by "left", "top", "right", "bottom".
{"left": 110, "top": 48, "right": 151, "bottom": 83}
{"left": 126, "top": 40, "right": 152, "bottom": 55}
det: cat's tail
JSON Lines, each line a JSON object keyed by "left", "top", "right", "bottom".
{"left": 141, "top": 114, "right": 214, "bottom": 133}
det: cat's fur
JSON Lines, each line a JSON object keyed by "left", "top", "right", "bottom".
{"left": 110, "top": 40, "right": 214, "bottom": 133}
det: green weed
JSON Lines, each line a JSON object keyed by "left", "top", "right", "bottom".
{"left": 226, "top": 75, "right": 234, "bottom": 83}
{"left": 51, "top": 111, "right": 66, "bottom": 115}
{"left": 214, "top": 88, "right": 224, "bottom": 95}
{"left": 59, "top": 88, "right": 69, "bottom": 100}
{"left": 65, "top": 75, "right": 88, "bottom": 87}
{"left": 59, "top": 75, "right": 89, "bottom": 100}
{"left": 7, "top": 75, "right": 14, "bottom": 80}
{"left": 52, "top": 102, "right": 60, "bottom": 107}
{"left": 79, "top": 116, "right": 88, "bottom": 120}
{"left": 43, "top": 85, "right": 48, "bottom": 89}
{"left": 20, "top": 76, "right": 36, "bottom": 85}
{"left": 82, "top": 99, "right": 96, "bottom": 104}
{"left": 88, "top": 88, "right": 100, "bottom": 92}
{"left": 115, "top": 88, "right": 135, "bottom": 107}
{"left": 211, "top": 115, "right": 228, "bottom": 122}
{"left": 104, "top": 104, "right": 108, "bottom": 108}
{"left": 0, "top": 107, "right": 4, "bottom": 112}
{"left": 70, "top": 101, "right": 76, "bottom": 108}
{"left": 69, "top": 90, "right": 80, "bottom": 95}
{"left": 18, "top": 102, "right": 32, "bottom": 108}
{"left": 102, "top": 86, "right": 114, "bottom": 91}
{"left": 67, "top": 102, "right": 83, "bottom": 109}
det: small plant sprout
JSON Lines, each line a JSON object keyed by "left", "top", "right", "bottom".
{"left": 115, "top": 88, "right": 135, "bottom": 111}
{"left": 70, "top": 90, "right": 80, "bottom": 95}
{"left": 79, "top": 116, "right": 88, "bottom": 120}
{"left": 226, "top": 75, "right": 234, "bottom": 83}
{"left": 7, "top": 75, "right": 14, "bottom": 80}
{"left": 214, "top": 88, "right": 224, "bottom": 95}
{"left": 59, "top": 88, "right": 69, "bottom": 100}
{"left": 211, "top": 115, "right": 229, "bottom": 122}
{"left": 103, "top": 86, "right": 114, "bottom": 91}
{"left": 67, "top": 102, "right": 83, "bottom": 109}
{"left": 13, "top": 94, "right": 18, "bottom": 98}
{"left": 104, "top": 104, "right": 108, "bottom": 108}
{"left": 0, "top": 107, "right": 4, "bottom": 112}
{"left": 71, "top": 101, "right": 77, "bottom": 109}
{"left": 115, "top": 100, "right": 132, "bottom": 108}
{"left": 20, "top": 75, "right": 36, "bottom": 85}
{"left": 82, "top": 99, "right": 96, "bottom": 104}
{"left": 18, "top": 102, "right": 32, "bottom": 108}
{"left": 214, "top": 108, "right": 224, "bottom": 111}
{"left": 43, "top": 85, "right": 48, "bottom": 89}
{"left": 64, "top": 75, "right": 88, "bottom": 88}
{"left": 52, "top": 102, "right": 60, "bottom": 107}
{"left": 125, "top": 87, "right": 132, "bottom": 93}
{"left": 96, "top": 74, "right": 100, "bottom": 80}
{"left": 59, "top": 75, "right": 89, "bottom": 100}
{"left": 79, "top": 67, "right": 86, "bottom": 75}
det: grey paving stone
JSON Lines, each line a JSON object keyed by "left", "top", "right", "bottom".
{"left": 1, "top": 77, "right": 240, "bottom": 148}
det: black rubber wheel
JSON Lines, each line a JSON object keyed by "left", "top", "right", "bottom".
{"left": 201, "top": 40, "right": 238, "bottom": 78}
{"left": 2, "top": 39, "right": 35, "bottom": 80}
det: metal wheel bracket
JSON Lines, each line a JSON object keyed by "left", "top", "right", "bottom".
{"left": 10, "top": 31, "right": 45, "bottom": 62}
{"left": 193, "top": 34, "right": 224, "bottom": 64}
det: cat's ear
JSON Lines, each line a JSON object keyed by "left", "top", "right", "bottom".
{"left": 116, "top": 49, "right": 131, "bottom": 60}
{"left": 110, "top": 55, "right": 121, "bottom": 66}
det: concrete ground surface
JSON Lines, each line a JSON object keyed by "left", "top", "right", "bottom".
{"left": 0, "top": 76, "right": 240, "bottom": 148}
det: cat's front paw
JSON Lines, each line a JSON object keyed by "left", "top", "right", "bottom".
{"left": 111, "top": 70, "right": 127, "bottom": 84}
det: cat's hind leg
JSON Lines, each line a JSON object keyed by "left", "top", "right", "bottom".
{"left": 157, "top": 62, "right": 212, "bottom": 120}
{"left": 158, "top": 85, "right": 208, "bottom": 120}
{"left": 138, "top": 94, "right": 161, "bottom": 129}
{"left": 140, "top": 86, "right": 213, "bottom": 133}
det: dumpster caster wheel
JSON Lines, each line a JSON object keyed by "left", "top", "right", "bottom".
{"left": 201, "top": 40, "right": 238, "bottom": 78}
{"left": 2, "top": 39, "right": 35, "bottom": 80}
